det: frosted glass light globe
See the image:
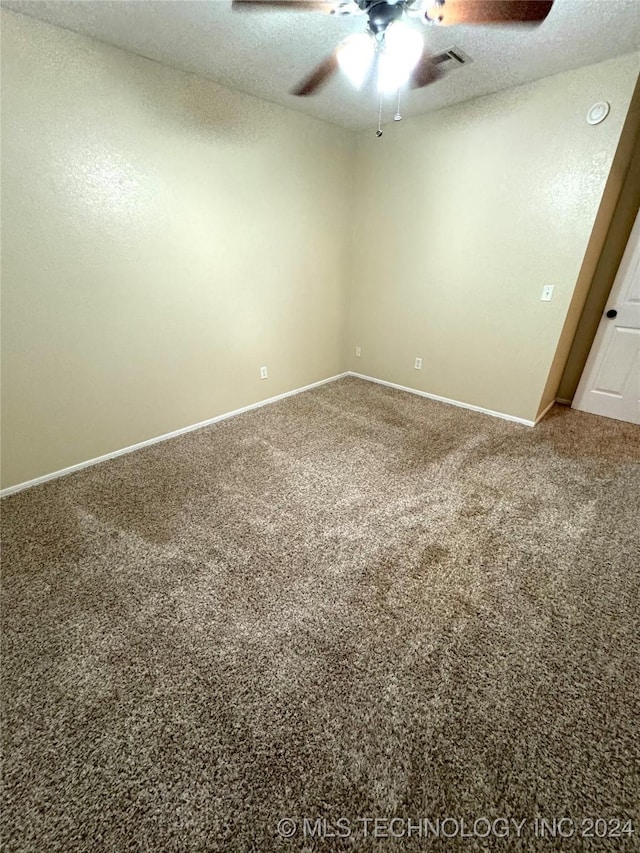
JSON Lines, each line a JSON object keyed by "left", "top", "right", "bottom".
{"left": 337, "top": 32, "right": 376, "bottom": 89}
{"left": 378, "top": 21, "right": 424, "bottom": 93}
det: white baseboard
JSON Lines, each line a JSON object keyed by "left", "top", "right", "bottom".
{"left": 555, "top": 397, "right": 573, "bottom": 407}
{"left": 1, "top": 370, "right": 554, "bottom": 497}
{"left": 0, "top": 373, "right": 349, "bottom": 498}
{"left": 347, "top": 372, "right": 538, "bottom": 427}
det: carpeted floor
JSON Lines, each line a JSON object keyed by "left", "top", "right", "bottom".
{"left": 2, "top": 376, "right": 639, "bottom": 852}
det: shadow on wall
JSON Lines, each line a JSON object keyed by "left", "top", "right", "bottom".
{"left": 557, "top": 115, "right": 640, "bottom": 403}
{"left": 104, "top": 46, "right": 290, "bottom": 146}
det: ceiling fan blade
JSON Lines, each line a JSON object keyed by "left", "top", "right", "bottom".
{"left": 291, "top": 52, "right": 339, "bottom": 96}
{"left": 232, "top": 0, "right": 336, "bottom": 12}
{"left": 410, "top": 51, "right": 444, "bottom": 89}
{"left": 424, "top": 0, "right": 553, "bottom": 25}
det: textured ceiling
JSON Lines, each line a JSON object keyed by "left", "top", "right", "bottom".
{"left": 3, "top": 0, "right": 640, "bottom": 128}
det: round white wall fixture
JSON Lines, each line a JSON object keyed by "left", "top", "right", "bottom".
{"left": 587, "top": 101, "right": 610, "bottom": 125}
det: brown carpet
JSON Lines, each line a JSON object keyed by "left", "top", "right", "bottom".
{"left": 2, "top": 376, "right": 639, "bottom": 852}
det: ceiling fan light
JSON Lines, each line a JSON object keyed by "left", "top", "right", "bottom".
{"left": 337, "top": 32, "right": 375, "bottom": 89}
{"left": 378, "top": 21, "right": 423, "bottom": 93}
{"left": 385, "top": 20, "right": 424, "bottom": 56}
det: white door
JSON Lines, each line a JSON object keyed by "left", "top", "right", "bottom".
{"left": 573, "top": 210, "right": 640, "bottom": 425}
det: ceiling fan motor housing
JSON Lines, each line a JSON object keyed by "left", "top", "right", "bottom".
{"left": 358, "top": 0, "right": 407, "bottom": 34}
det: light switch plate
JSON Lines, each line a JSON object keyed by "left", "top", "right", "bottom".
{"left": 541, "top": 285, "right": 554, "bottom": 302}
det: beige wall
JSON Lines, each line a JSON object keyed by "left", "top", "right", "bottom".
{"left": 346, "top": 53, "right": 639, "bottom": 422}
{"left": 0, "top": 10, "right": 353, "bottom": 490}
{"left": 2, "top": 8, "right": 639, "bottom": 491}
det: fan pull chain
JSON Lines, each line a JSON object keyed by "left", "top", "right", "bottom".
{"left": 376, "top": 93, "right": 383, "bottom": 138}
{"left": 394, "top": 89, "right": 402, "bottom": 122}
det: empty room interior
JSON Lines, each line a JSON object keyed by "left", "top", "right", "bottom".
{"left": 2, "top": 0, "right": 640, "bottom": 849}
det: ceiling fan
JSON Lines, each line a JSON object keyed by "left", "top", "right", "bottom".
{"left": 232, "top": 0, "right": 554, "bottom": 98}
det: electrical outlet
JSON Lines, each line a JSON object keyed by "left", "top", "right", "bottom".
{"left": 541, "top": 285, "right": 554, "bottom": 302}
{"left": 414, "top": 357, "right": 423, "bottom": 370}
{"left": 355, "top": 346, "right": 362, "bottom": 358}
{"left": 260, "top": 366, "right": 268, "bottom": 380}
